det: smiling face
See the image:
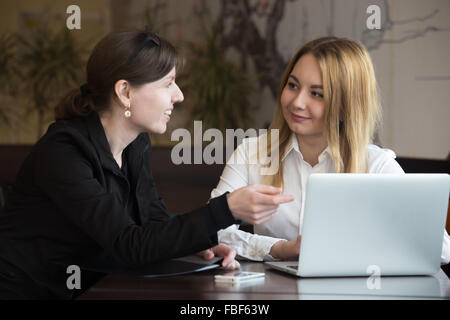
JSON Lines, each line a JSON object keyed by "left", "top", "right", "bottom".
{"left": 128, "top": 67, "right": 184, "bottom": 134}
{"left": 280, "top": 53, "right": 326, "bottom": 141}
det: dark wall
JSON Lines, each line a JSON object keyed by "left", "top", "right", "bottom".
{"left": 396, "top": 157, "right": 450, "bottom": 174}
{"left": 0, "top": 145, "right": 225, "bottom": 213}
{"left": 148, "top": 147, "right": 225, "bottom": 213}
{"left": 1, "top": 145, "right": 449, "bottom": 214}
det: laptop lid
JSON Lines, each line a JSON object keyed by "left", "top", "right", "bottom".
{"left": 298, "top": 174, "right": 449, "bottom": 277}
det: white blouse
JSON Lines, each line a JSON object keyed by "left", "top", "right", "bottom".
{"left": 211, "top": 133, "right": 450, "bottom": 265}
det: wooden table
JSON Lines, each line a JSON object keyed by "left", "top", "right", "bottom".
{"left": 78, "top": 262, "right": 450, "bottom": 300}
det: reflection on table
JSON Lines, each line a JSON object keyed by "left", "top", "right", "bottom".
{"left": 78, "top": 261, "right": 450, "bottom": 300}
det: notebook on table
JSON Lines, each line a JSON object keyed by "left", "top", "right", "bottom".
{"left": 78, "top": 252, "right": 223, "bottom": 278}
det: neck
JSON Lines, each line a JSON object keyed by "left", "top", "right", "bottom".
{"left": 296, "top": 134, "right": 328, "bottom": 167}
{"left": 99, "top": 108, "right": 139, "bottom": 167}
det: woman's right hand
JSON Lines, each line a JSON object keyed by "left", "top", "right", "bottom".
{"left": 226, "top": 184, "right": 294, "bottom": 225}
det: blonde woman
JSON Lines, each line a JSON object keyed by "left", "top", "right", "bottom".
{"left": 211, "top": 37, "right": 450, "bottom": 264}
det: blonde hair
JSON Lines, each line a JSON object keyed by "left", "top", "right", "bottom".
{"left": 264, "top": 37, "right": 381, "bottom": 187}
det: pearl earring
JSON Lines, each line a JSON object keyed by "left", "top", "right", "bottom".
{"left": 124, "top": 106, "right": 131, "bottom": 118}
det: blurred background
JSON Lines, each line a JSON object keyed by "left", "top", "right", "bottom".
{"left": 0, "top": 0, "right": 449, "bottom": 159}
{"left": 0, "top": 0, "right": 449, "bottom": 214}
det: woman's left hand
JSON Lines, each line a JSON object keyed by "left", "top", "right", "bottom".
{"left": 197, "top": 243, "right": 240, "bottom": 270}
{"left": 269, "top": 235, "right": 301, "bottom": 261}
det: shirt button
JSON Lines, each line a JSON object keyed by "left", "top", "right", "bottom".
{"left": 257, "top": 250, "right": 263, "bottom": 257}
{"left": 250, "top": 250, "right": 256, "bottom": 257}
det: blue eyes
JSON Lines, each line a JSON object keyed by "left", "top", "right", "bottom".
{"left": 287, "top": 82, "right": 323, "bottom": 98}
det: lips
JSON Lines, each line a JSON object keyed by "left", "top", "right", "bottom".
{"left": 163, "top": 109, "right": 173, "bottom": 121}
{"left": 291, "top": 112, "right": 311, "bottom": 122}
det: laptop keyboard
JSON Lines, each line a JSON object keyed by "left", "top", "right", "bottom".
{"left": 287, "top": 265, "right": 298, "bottom": 270}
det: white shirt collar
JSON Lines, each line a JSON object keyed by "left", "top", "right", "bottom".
{"left": 281, "top": 133, "right": 301, "bottom": 162}
{"left": 282, "top": 133, "right": 331, "bottom": 163}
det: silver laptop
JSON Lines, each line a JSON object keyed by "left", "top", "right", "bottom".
{"left": 265, "top": 174, "right": 449, "bottom": 277}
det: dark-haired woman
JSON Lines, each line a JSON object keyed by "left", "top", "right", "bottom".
{"left": 0, "top": 30, "right": 293, "bottom": 299}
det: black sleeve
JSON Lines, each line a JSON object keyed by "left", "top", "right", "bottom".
{"left": 139, "top": 145, "right": 234, "bottom": 235}
{"left": 35, "top": 134, "right": 237, "bottom": 267}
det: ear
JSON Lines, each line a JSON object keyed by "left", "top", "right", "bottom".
{"left": 113, "top": 80, "right": 131, "bottom": 108}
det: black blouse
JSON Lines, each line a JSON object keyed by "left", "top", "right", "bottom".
{"left": 119, "top": 148, "right": 139, "bottom": 223}
{"left": 0, "top": 112, "right": 236, "bottom": 299}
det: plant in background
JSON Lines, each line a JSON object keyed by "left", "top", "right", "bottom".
{"left": 179, "top": 17, "right": 255, "bottom": 133}
{"left": 142, "top": 0, "right": 175, "bottom": 35}
{"left": 17, "top": 25, "right": 86, "bottom": 138}
{"left": 0, "top": 33, "right": 22, "bottom": 127}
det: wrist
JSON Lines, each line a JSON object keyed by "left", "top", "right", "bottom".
{"left": 269, "top": 240, "right": 286, "bottom": 259}
{"left": 209, "top": 192, "right": 236, "bottom": 231}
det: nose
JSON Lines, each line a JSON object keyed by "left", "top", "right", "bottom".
{"left": 173, "top": 83, "right": 184, "bottom": 104}
{"left": 291, "top": 89, "right": 308, "bottom": 110}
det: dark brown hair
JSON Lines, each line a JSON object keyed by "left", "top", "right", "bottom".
{"left": 54, "top": 29, "right": 181, "bottom": 119}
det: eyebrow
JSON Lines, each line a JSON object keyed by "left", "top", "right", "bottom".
{"left": 289, "top": 75, "right": 323, "bottom": 89}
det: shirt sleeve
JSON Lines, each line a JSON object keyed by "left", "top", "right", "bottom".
{"left": 211, "top": 138, "right": 285, "bottom": 261}
{"left": 370, "top": 147, "right": 405, "bottom": 174}
{"left": 378, "top": 158, "right": 405, "bottom": 173}
{"left": 210, "top": 139, "right": 249, "bottom": 198}
{"left": 218, "top": 225, "right": 285, "bottom": 261}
